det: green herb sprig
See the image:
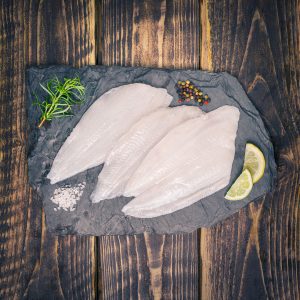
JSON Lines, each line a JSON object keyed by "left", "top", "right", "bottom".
{"left": 34, "top": 76, "right": 85, "bottom": 128}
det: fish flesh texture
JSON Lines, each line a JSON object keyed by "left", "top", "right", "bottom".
{"left": 123, "top": 106, "right": 240, "bottom": 217}
{"left": 48, "top": 84, "right": 172, "bottom": 184}
{"left": 47, "top": 83, "right": 172, "bottom": 184}
{"left": 91, "top": 106, "right": 204, "bottom": 202}
{"left": 124, "top": 106, "right": 239, "bottom": 197}
{"left": 122, "top": 106, "right": 240, "bottom": 218}
{"left": 122, "top": 178, "right": 228, "bottom": 218}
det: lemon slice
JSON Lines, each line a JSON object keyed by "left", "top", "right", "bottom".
{"left": 225, "top": 169, "right": 253, "bottom": 201}
{"left": 243, "top": 143, "right": 265, "bottom": 183}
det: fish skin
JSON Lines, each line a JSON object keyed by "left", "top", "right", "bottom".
{"left": 47, "top": 83, "right": 172, "bottom": 184}
{"left": 91, "top": 106, "right": 205, "bottom": 203}
{"left": 122, "top": 106, "right": 240, "bottom": 218}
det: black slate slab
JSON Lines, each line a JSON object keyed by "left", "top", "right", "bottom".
{"left": 27, "top": 65, "right": 276, "bottom": 235}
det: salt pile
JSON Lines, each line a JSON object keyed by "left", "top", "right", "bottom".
{"left": 51, "top": 182, "right": 86, "bottom": 211}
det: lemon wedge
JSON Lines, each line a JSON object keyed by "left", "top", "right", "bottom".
{"left": 243, "top": 143, "right": 265, "bottom": 183}
{"left": 225, "top": 169, "right": 253, "bottom": 201}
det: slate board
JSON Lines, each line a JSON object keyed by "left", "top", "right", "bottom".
{"left": 27, "top": 65, "right": 277, "bottom": 235}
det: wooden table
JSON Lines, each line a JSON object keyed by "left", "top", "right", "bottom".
{"left": 0, "top": 1, "right": 299, "bottom": 299}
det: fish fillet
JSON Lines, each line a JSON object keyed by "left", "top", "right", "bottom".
{"left": 122, "top": 106, "right": 240, "bottom": 218}
{"left": 91, "top": 106, "right": 204, "bottom": 202}
{"left": 47, "top": 83, "right": 172, "bottom": 184}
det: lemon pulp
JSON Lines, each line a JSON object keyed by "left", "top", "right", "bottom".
{"left": 225, "top": 169, "right": 253, "bottom": 201}
{"left": 243, "top": 143, "right": 265, "bottom": 184}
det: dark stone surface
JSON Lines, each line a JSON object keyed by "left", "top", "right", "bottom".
{"left": 27, "top": 66, "right": 277, "bottom": 235}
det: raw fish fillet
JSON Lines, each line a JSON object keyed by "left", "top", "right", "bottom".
{"left": 47, "top": 84, "right": 172, "bottom": 184}
{"left": 91, "top": 106, "right": 204, "bottom": 202}
{"left": 122, "top": 106, "right": 240, "bottom": 218}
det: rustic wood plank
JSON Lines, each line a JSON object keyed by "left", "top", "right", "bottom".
{"left": 0, "top": 1, "right": 96, "bottom": 299}
{"left": 99, "top": 233, "right": 199, "bottom": 299}
{"left": 98, "top": 0, "right": 200, "bottom": 299}
{"left": 100, "top": 0, "right": 200, "bottom": 69}
{"left": 200, "top": 0, "right": 300, "bottom": 299}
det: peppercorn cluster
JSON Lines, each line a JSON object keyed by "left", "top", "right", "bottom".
{"left": 176, "top": 80, "right": 211, "bottom": 106}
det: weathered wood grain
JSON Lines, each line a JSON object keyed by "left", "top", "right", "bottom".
{"left": 100, "top": 0, "right": 200, "bottom": 69}
{"left": 99, "top": 233, "right": 198, "bottom": 299}
{"left": 0, "top": 1, "right": 96, "bottom": 299}
{"left": 200, "top": 0, "right": 300, "bottom": 299}
{"left": 98, "top": 1, "right": 200, "bottom": 299}
{"left": 1, "top": 0, "right": 298, "bottom": 299}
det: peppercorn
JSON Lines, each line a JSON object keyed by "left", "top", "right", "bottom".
{"left": 175, "top": 80, "right": 211, "bottom": 107}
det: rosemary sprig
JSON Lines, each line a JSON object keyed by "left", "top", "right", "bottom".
{"left": 33, "top": 76, "right": 85, "bottom": 128}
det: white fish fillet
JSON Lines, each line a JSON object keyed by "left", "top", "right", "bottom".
{"left": 122, "top": 106, "right": 240, "bottom": 218}
{"left": 122, "top": 178, "right": 228, "bottom": 218}
{"left": 47, "top": 83, "right": 172, "bottom": 184}
{"left": 91, "top": 106, "right": 204, "bottom": 202}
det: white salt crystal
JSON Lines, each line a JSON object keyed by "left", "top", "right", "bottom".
{"left": 50, "top": 182, "right": 86, "bottom": 212}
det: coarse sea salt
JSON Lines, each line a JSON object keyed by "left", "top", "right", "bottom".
{"left": 51, "top": 182, "right": 86, "bottom": 212}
